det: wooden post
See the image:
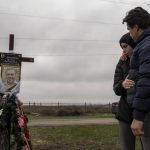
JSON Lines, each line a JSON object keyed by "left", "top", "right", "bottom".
{"left": 57, "top": 101, "right": 59, "bottom": 109}
{"left": 9, "top": 34, "right": 14, "bottom": 52}
{"left": 109, "top": 102, "right": 111, "bottom": 113}
{"left": 9, "top": 34, "right": 34, "bottom": 62}
{"left": 39, "top": 102, "right": 42, "bottom": 113}
{"left": 85, "top": 102, "right": 86, "bottom": 113}
{"left": 29, "top": 101, "right": 31, "bottom": 114}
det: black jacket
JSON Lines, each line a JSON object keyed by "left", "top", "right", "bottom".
{"left": 113, "top": 58, "right": 133, "bottom": 123}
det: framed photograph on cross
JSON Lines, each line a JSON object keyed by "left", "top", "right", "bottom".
{"left": 1, "top": 65, "right": 21, "bottom": 94}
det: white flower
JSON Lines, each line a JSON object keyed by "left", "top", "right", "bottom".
{"left": 0, "top": 109, "right": 3, "bottom": 116}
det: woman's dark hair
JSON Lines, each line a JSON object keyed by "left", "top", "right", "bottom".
{"left": 123, "top": 7, "right": 150, "bottom": 29}
{"left": 119, "top": 33, "right": 136, "bottom": 48}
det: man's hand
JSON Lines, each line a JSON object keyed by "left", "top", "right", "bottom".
{"left": 131, "top": 119, "right": 144, "bottom": 136}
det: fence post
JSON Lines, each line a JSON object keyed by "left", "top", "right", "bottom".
{"left": 58, "top": 101, "right": 60, "bottom": 109}
{"left": 84, "top": 102, "right": 86, "bottom": 112}
{"left": 39, "top": 102, "right": 42, "bottom": 113}
{"left": 29, "top": 101, "right": 31, "bottom": 114}
{"left": 109, "top": 102, "right": 111, "bottom": 113}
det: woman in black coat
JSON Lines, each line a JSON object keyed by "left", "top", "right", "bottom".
{"left": 113, "top": 33, "right": 136, "bottom": 150}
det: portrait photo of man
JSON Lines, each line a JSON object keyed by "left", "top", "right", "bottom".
{"left": 1, "top": 66, "right": 21, "bottom": 94}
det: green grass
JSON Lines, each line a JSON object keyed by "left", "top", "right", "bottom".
{"left": 30, "top": 124, "right": 141, "bottom": 150}
{"left": 28, "top": 113, "right": 114, "bottom": 120}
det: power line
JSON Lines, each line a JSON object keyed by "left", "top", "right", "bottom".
{"left": 0, "top": 0, "right": 147, "bottom": 26}
{"left": 99, "top": 0, "right": 146, "bottom": 5}
{"left": 0, "top": 37, "right": 117, "bottom": 42}
{"left": 0, "top": 11, "right": 121, "bottom": 25}
{"left": 15, "top": 37, "right": 117, "bottom": 42}
{"left": 21, "top": 53, "right": 120, "bottom": 57}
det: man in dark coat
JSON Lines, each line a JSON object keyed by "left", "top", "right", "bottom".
{"left": 123, "top": 7, "right": 150, "bottom": 150}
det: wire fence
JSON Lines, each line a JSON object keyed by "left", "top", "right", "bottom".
{"left": 23, "top": 102, "right": 112, "bottom": 115}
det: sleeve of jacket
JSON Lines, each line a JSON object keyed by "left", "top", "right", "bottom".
{"left": 133, "top": 41, "right": 150, "bottom": 121}
{"left": 113, "top": 59, "right": 126, "bottom": 96}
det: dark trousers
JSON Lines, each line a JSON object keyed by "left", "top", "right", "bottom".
{"left": 141, "top": 113, "right": 150, "bottom": 150}
{"left": 119, "top": 121, "right": 135, "bottom": 150}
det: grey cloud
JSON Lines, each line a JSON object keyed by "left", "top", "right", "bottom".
{"left": 21, "top": 56, "right": 118, "bottom": 83}
{"left": 20, "top": 80, "right": 115, "bottom": 103}
{"left": 0, "top": 0, "right": 146, "bottom": 103}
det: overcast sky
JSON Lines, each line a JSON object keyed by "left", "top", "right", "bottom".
{"left": 0, "top": 0, "right": 149, "bottom": 104}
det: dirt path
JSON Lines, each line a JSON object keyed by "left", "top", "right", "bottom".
{"left": 29, "top": 118, "right": 118, "bottom": 126}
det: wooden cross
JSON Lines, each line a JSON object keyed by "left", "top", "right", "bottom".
{"left": 9, "top": 34, "right": 34, "bottom": 63}
{"left": 0, "top": 34, "right": 34, "bottom": 149}
{"left": 0, "top": 34, "right": 34, "bottom": 65}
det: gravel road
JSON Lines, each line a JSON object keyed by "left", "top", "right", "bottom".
{"left": 29, "top": 118, "right": 118, "bottom": 126}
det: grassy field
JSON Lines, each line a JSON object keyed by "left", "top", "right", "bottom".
{"left": 30, "top": 124, "right": 141, "bottom": 150}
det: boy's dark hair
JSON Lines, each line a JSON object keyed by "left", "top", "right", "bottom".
{"left": 123, "top": 7, "right": 150, "bottom": 29}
